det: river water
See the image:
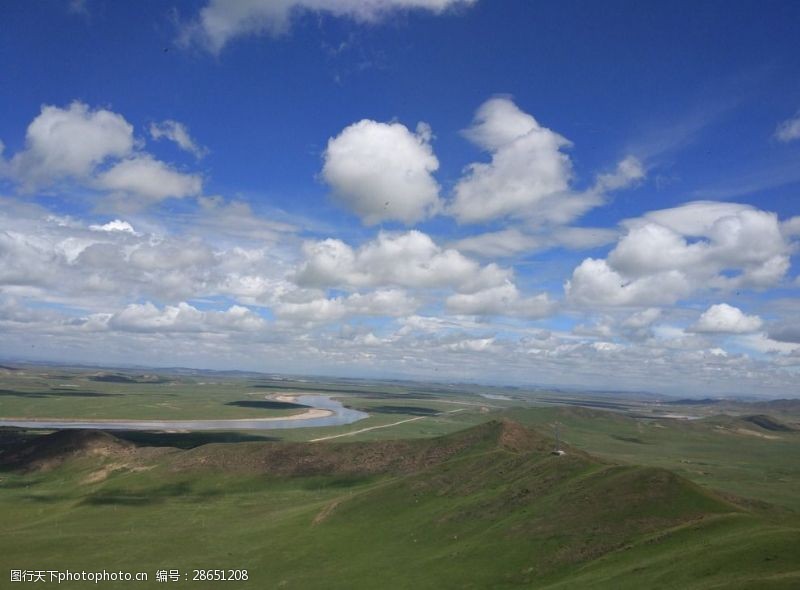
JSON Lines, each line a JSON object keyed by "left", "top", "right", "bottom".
{"left": 0, "top": 395, "right": 369, "bottom": 431}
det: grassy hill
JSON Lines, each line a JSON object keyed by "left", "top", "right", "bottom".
{"left": 504, "top": 406, "right": 800, "bottom": 513}
{"left": 1, "top": 420, "right": 798, "bottom": 589}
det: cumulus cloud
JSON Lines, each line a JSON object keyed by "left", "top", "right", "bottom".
{"left": 149, "top": 120, "right": 208, "bottom": 158}
{"left": 294, "top": 230, "right": 509, "bottom": 293}
{"left": 0, "top": 208, "right": 292, "bottom": 306}
{"left": 94, "top": 155, "right": 202, "bottom": 203}
{"left": 571, "top": 309, "right": 663, "bottom": 344}
{"left": 445, "top": 282, "right": 554, "bottom": 318}
{"left": 322, "top": 119, "right": 440, "bottom": 225}
{"left": 567, "top": 201, "right": 793, "bottom": 306}
{"left": 571, "top": 316, "right": 615, "bottom": 339}
{"left": 3, "top": 269, "right": 799, "bottom": 396}
{"left": 4, "top": 102, "right": 134, "bottom": 189}
{"left": 566, "top": 258, "right": 691, "bottom": 307}
{"left": 735, "top": 333, "right": 800, "bottom": 355}
{"left": 640, "top": 201, "right": 752, "bottom": 235}
{"left": 774, "top": 112, "right": 800, "bottom": 142}
{"left": 1, "top": 102, "right": 204, "bottom": 208}
{"left": 0, "top": 229, "right": 61, "bottom": 290}
{"left": 449, "top": 97, "right": 574, "bottom": 223}
{"left": 3, "top": 98, "right": 798, "bottom": 396}
{"left": 689, "top": 303, "right": 763, "bottom": 334}
{"left": 448, "top": 97, "right": 643, "bottom": 229}
{"left": 126, "top": 239, "right": 215, "bottom": 272}
{"left": 275, "top": 289, "right": 419, "bottom": 324}
{"left": 181, "top": 0, "right": 478, "bottom": 53}
{"left": 361, "top": 315, "right": 796, "bottom": 396}
{"left": 781, "top": 215, "right": 800, "bottom": 237}
{"left": 274, "top": 297, "right": 348, "bottom": 324}
{"left": 319, "top": 97, "right": 641, "bottom": 256}
{"left": 108, "top": 301, "right": 266, "bottom": 333}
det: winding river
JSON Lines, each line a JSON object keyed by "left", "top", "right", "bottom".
{"left": 0, "top": 395, "right": 369, "bottom": 431}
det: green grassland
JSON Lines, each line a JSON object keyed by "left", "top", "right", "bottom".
{"left": 2, "top": 365, "right": 799, "bottom": 513}
{"left": 1, "top": 365, "right": 799, "bottom": 587}
{"left": 0, "top": 366, "right": 507, "bottom": 424}
{"left": 1, "top": 422, "right": 798, "bottom": 589}
{"left": 0, "top": 368, "right": 312, "bottom": 420}
{"left": 506, "top": 406, "right": 800, "bottom": 512}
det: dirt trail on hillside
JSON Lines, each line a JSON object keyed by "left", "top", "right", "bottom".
{"left": 309, "top": 409, "right": 467, "bottom": 442}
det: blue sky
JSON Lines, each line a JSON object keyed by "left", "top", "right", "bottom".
{"left": 1, "top": 0, "right": 799, "bottom": 396}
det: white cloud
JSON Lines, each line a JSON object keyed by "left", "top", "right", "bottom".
{"left": 614, "top": 205, "right": 789, "bottom": 287}
{"left": 591, "top": 341, "right": 623, "bottom": 353}
{"left": 640, "top": 201, "right": 752, "bottom": 236}
{"left": 608, "top": 223, "right": 705, "bottom": 277}
{"left": 94, "top": 155, "right": 203, "bottom": 203}
{"left": 0, "top": 229, "right": 60, "bottom": 289}
{"left": 181, "top": 0, "right": 478, "bottom": 53}
{"left": 2, "top": 102, "right": 205, "bottom": 209}
{"left": 774, "top": 112, "right": 800, "bottom": 142}
{"left": 448, "top": 97, "right": 642, "bottom": 229}
{"left": 572, "top": 316, "right": 615, "bottom": 339}
{"left": 572, "top": 309, "right": 661, "bottom": 344}
{"left": 0, "top": 208, "right": 293, "bottom": 306}
{"left": 690, "top": 303, "right": 763, "bottom": 334}
{"left": 193, "top": 196, "right": 299, "bottom": 243}
{"left": 274, "top": 297, "right": 347, "bottom": 324}
{"left": 5, "top": 102, "right": 134, "bottom": 189}
{"left": 454, "top": 226, "right": 618, "bottom": 257}
{"left": 294, "top": 230, "right": 509, "bottom": 293}
{"left": 89, "top": 219, "right": 139, "bottom": 235}
{"left": 126, "top": 239, "right": 216, "bottom": 272}
{"left": 592, "top": 155, "right": 645, "bottom": 192}
{"left": 446, "top": 336, "right": 496, "bottom": 352}
{"left": 3, "top": 98, "right": 799, "bottom": 397}
{"left": 566, "top": 258, "right": 691, "bottom": 307}
{"left": 782, "top": 215, "right": 800, "bottom": 237}
{"left": 275, "top": 289, "right": 418, "bottom": 324}
{"left": 3, "top": 274, "right": 799, "bottom": 396}
{"left": 108, "top": 301, "right": 266, "bottom": 333}
{"left": 322, "top": 119, "right": 440, "bottom": 225}
{"left": 735, "top": 333, "right": 800, "bottom": 355}
{"left": 445, "top": 282, "right": 554, "bottom": 318}
{"left": 395, "top": 313, "right": 483, "bottom": 336}
{"left": 443, "top": 100, "right": 642, "bottom": 260}
{"left": 566, "top": 201, "right": 793, "bottom": 306}
{"left": 622, "top": 307, "right": 661, "bottom": 329}
{"left": 452, "top": 228, "right": 540, "bottom": 257}
{"left": 149, "top": 120, "right": 208, "bottom": 158}
{"left": 449, "top": 97, "right": 575, "bottom": 224}
{"left": 345, "top": 289, "right": 419, "bottom": 316}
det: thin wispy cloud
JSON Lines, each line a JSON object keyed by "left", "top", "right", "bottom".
{"left": 179, "top": 0, "right": 478, "bottom": 53}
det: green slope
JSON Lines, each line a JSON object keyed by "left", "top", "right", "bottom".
{"left": 1, "top": 420, "right": 798, "bottom": 589}
{"left": 504, "top": 406, "right": 800, "bottom": 512}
